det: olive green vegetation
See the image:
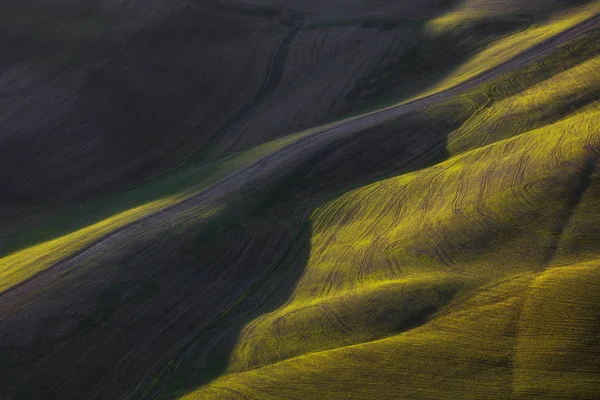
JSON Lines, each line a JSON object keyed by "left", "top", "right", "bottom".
{"left": 0, "top": 132, "right": 313, "bottom": 292}
{"left": 6, "top": 16, "right": 599, "bottom": 296}
{"left": 182, "top": 24, "right": 600, "bottom": 400}
{"left": 418, "top": 0, "right": 600, "bottom": 98}
{"left": 190, "top": 262, "right": 600, "bottom": 399}
{"left": 197, "top": 99, "right": 600, "bottom": 380}
{"left": 448, "top": 53, "right": 600, "bottom": 154}
{"left": 2, "top": 1, "right": 600, "bottom": 399}
{"left": 426, "top": 0, "right": 600, "bottom": 34}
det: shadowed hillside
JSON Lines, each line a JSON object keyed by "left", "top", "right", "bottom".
{"left": 3, "top": 0, "right": 596, "bottom": 234}
{"left": 1, "top": 0, "right": 600, "bottom": 399}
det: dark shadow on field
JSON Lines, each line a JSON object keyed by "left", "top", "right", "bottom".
{"left": 151, "top": 220, "right": 314, "bottom": 399}
{"left": 6, "top": 0, "right": 595, "bottom": 237}
{"left": 2, "top": 9, "right": 600, "bottom": 400}
{"left": 0, "top": 154, "right": 263, "bottom": 257}
{"left": 335, "top": 0, "right": 598, "bottom": 115}
{"left": 8, "top": 25, "right": 600, "bottom": 259}
{"left": 0, "top": 101, "right": 456, "bottom": 400}
{"left": 542, "top": 150, "right": 600, "bottom": 266}
{"left": 149, "top": 110, "right": 459, "bottom": 400}
{"left": 152, "top": 29, "right": 600, "bottom": 399}
{"left": 0, "top": 0, "right": 297, "bottom": 237}
{"left": 0, "top": 0, "right": 526, "bottom": 249}
{"left": 2, "top": 0, "right": 462, "bottom": 247}
{"left": 3, "top": 0, "right": 595, "bottom": 243}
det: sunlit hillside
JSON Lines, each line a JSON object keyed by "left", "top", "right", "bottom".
{"left": 1, "top": 0, "right": 600, "bottom": 399}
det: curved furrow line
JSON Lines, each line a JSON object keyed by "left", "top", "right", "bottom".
{"left": 312, "top": 193, "right": 358, "bottom": 233}
{"left": 389, "top": 181, "right": 417, "bottom": 229}
{"left": 349, "top": 187, "right": 399, "bottom": 243}
{"left": 585, "top": 126, "right": 600, "bottom": 153}
{"left": 4, "top": 12, "right": 599, "bottom": 302}
{"left": 426, "top": 274, "right": 527, "bottom": 324}
{"left": 273, "top": 313, "right": 289, "bottom": 338}
{"left": 521, "top": 178, "right": 548, "bottom": 206}
{"left": 376, "top": 179, "right": 415, "bottom": 224}
{"left": 186, "top": 20, "right": 304, "bottom": 161}
{"left": 510, "top": 151, "right": 535, "bottom": 208}
{"left": 550, "top": 133, "right": 567, "bottom": 164}
{"left": 517, "top": 155, "right": 547, "bottom": 208}
{"left": 449, "top": 108, "right": 492, "bottom": 153}
{"left": 334, "top": 187, "right": 383, "bottom": 239}
{"left": 383, "top": 241, "right": 404, "bottom": 277}
{"left": 451, "top": 162, "right": 472, "bottom": 218}
{"left": 319, "top": 272, "right": 337, "bottom": 299}
{"left": 416, "top": 180, "right": 437, "bottom": 222}
{"left": 357, "top": 236, "right": 384, "bottom": 284}
{"left": 417, "top": 164, "right": 451, "bottom": 222}
{"left": 490, "top": 109, "right": 530, "bottom": 139}
{"left": 475, "top": 147, "right": 502, "bottom": 221}
{"left": 356, "top": 196, "right": 399, "bottom": 241}
{"left": 320, "top": 303, "right": 354, "bottom": 337}
{"left": 317, "top": 194, "right": 366, "bottom": 236}
{"left": 430, "top": 236, "right": 456, "bottom": 269}
{"left": 487, "top": 71, "right": 520, "bottom": 101}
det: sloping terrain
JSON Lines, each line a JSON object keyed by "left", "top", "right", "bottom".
{"left": 2, "top": 0, "right": 595, "bottom": 234}
{"left": 1, "top": 0, "right": 600, "bottom": 399}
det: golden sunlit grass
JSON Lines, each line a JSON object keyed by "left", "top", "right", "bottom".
{"left": 182, "top": 46, "right": 600, "bottom": 397}
{"left": 190, "top": 260, "right": 600, "bottom": 400}
{"left": 426, "top": 0, "right": 600, "bottom": 35}
{"left": 420, "top": 0, "right": 600, "bottom": 97}
{"left": 448, "top": 53, "right": 600, "bottom": 154}
{"left": 213, "top": 99, "right": 600, "bottom": 377}
{"left": 3, "top": 2, "right": 600, "bottom": 398}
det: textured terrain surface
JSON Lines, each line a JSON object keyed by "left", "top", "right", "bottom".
{"left": 1, "top": 0, "right": 600, "bottom": 399}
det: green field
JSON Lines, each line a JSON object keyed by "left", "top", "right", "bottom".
{"left": 0, "top": 131, "right": 314, "bottom": 293}
{"left": 182, "top": 41, "right": 600, "bottom": 398}
{"left": 1, "top": 0, "right": 600, "bottom": 399}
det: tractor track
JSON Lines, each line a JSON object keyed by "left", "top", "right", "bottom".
{"left": 2, "top": 12, "right": 599, "bottom": 302}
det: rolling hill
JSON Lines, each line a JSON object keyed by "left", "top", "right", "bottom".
{"left": 1, "top": 0, "right": 600, "bottom": 399}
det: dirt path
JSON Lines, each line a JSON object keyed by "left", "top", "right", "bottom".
{"left": 2, "top": 12, "right": 599, "bottom": 300}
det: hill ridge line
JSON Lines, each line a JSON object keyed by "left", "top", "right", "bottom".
{"left": 2, "top": 12, "right": 599, "bottom": 299}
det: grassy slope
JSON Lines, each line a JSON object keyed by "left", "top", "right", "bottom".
{"left": 6, "top": 0, "right": 598, "bottom": 236}
{"left": 1, "top": 1, "right": 600, "bottom": 399}
{"left": 0, "top": 132, "right": 313, "bottom": 292}
{"left": 418, "top": 0, "right": 600, "bottom": 97}
{"left": 426, "top": 0, "right": 598, "bottom": 34}
{"left": 183, "top": 22, "right": 600, "bottom": 400}
{"left": 3, "top": 0, "right": 598, "bottom": 294}
{"left": 448, "top": 52, "right": 600, "bottom": 154}
{"left": 214, "top": 101, "right": 600, "bottom": 374}
{"left": 192, "top": 261, "right": 600, "bottom": 400}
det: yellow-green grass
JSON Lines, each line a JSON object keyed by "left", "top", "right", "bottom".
{"left": 0, "top": 131, "right": 314, "bottom": 293}
{"left": 227, "top": 273, "right": 474, "bottom": 373}
{"left": 554, "top": 162, "right": 600, "bottom": 265}
{"left": 3, "top": 2, "right": 600, "bottom": 399}
{"left": 426, "top": 0, "right": 600, "bottom": 35}
{"left": 448, "top": 52, "right": 600, "bottom": 154}
{"left": 5, "top": 28, "right": 599, "bottom": 297}
{"left": 418, "top": 0, "right": 600, "bottom": 98}
{"left": 180, "top": 88, "right": 600, "bottom": 398}
{"left": 185, "top": 260, "right": 600, "bottom": 399}
{"left": 4, "top": 4, "right": 600, "bottom": 395}
{"left": 513, "top": 260, "right": 600, "bottom": 397}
